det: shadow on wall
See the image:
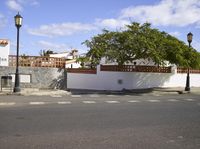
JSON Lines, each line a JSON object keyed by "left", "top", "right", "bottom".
{"left": 49, "top": 68, "right": 67, "bottom": 90}
{"left": 133, "top": 72, "right": 172, "bottom": 89}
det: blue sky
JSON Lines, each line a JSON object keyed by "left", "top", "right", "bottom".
{"left": 1, "top": 0, "right": 200, "bottom": 56}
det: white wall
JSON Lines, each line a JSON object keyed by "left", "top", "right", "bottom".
{"left": 67, "top": 65, "right": 200, "bottom": 90}
{"left": 10, "top": 74, "right": 31, "bottom": 83}
{"left": 65, "top": 62, "right": 81, "bottom": 68}
{"left": 0, "top": 39, "right": 10, "bottom": 66}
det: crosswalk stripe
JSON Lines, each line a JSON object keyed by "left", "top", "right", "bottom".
{"left": 58, "top": 101, "right": 71, "bottom": 104}
{"left": 107, "top": 95, "right": 117, "bottom": 97}
{"left": 83, "top": 101, "right": 96, "bottom": 104}
{"left": 128, "top": 100, "right": 140, "bottom": 103}
{"left": 0, "top": 98, "right": 198, "bottom": 107}
{"left": 184, "top": 99, "right": 195, "bottom": 101}
{"left": 168, "top": 99, "right": 179, "bottom": 102}
{"left": 0, "top": 102, "right": 16, "bottom": 106}
{"left": 51, "top": 95, "right": 62, "bottom": 97}
{"left": 148, "top": 99, "right": 160, "bottom": 102}
{"left": 89, "top": 94, "right": 100, "bottom": 98}
{"left": 105, "top": 101, "right": 120, "bottom": 103}
{"left": 71, "top": 95, "right": 81, "bottom": 98}
{"left": 30, "top": 102, "right": 45, "bottom": 105}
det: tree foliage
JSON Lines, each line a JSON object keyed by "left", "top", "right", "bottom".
{"left": 83, "top": 22, "right": 200, "bottom": 68}
{"left": 76, "top": 56, "right": 89, "bottom": 68}
{"left": 39, "top": 49, "right": 55, "bottom": 57}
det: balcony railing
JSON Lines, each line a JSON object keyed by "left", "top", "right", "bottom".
{"left": 9, "top": 55, "right": 65, "bottom": 68}
{"left": 177, "top": 67, "right": 200, "bottom": 74}
{"left": 100, "top": 65, "right": 171, "bottom": 73}
{"left": 67, "top": 68, "right": 97, "bottom": 74}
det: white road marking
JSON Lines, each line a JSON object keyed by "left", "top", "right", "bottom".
{"left": 148, "top": 99, "right": 160, "bottom": 102}
{"left": 71, "top": 95, "right": 81, "bottom": 98}
{"left": 105, "top": 101, "right": 120, "bottom": 103}
{"left": 83, "top": 101, "right": 96, "bottom": 104}
{"left": 184, "top": 98, "right": 195, "bottom": 101}
{"left": 107, "top": 95, "right": 117, "bottom": 97}
{"left": 0, "top": 102, "right": 16, "bottom": 106}
{"left": 89, "top": 94, "right": 100, "bottom": 98}
{"left": 168, "top": 99, "right": 179, "bottom": 102}
{"left": 29, "top": 102, "right": 45, "bottom": 105}
{"left": 154, "top": 94, "right": 161, "bottom": 97}
{"left": 177, "top": 136, "right": 183, "bottom": 139}
{"left": 58, "top": 101, "right": 71, "bottom": 104}
{"left": 167, "top": 140, "right": 175, "bottom": 143}
{"left": 128, "top": 100, "right": 140, "bottom": 103}
{"left": 51, "top": 95, "right": 62, "bottom": 98}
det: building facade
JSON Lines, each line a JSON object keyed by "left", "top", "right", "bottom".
{"left": 0, "top": 39, "right": 10, "bottom": 66}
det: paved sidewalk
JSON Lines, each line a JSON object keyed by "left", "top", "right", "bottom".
{"left": 0, "top": 87, "right": 200, "bottom": 96}
{"left": 0, "top": 88, "right": 71, "bottom": 96}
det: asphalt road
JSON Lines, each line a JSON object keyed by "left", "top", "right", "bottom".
{"left": 0, "top": 93, "right": 200, "bottom": 149}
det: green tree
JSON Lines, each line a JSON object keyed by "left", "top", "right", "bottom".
{"left": 76, "top": 56, "right": 89, "bottom": 68}
{"left": 83, "top": 22, "right": 200, "bottom": 68}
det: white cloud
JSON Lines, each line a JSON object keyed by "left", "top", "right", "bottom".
{"left": 192, "top": 39, "right": 200, "bottom": 52}
{"left": 37, "top": 40, "right": 69, "bottom": 52}
{"left": 169, "top": 31, "right": 181, "bottom": 37}
{"left": 30, "top": 0, "right": 39, "bottom": 6}
{"left": 28, "top": 23, "right": 97, "bottom": 37}
{"left": 6, "top": 0, "right": 39, "bottom": 11}
{"left": 6, "top": 0, "right": 23, "bottom": 11}
{"left": 120, "top": 0, "right": 200, "bottom": 27}
{"left": 17, "top": 0, "right": 39, "bottom": 6}
{"left": 0, "top": 13, "right": 7, "bottom": 30}
{"left": 95, "top": 18, "right": 130, "bottom": 29}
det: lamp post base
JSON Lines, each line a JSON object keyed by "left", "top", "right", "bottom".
{"left": 185, "top": 87, "right": 190, "bottom": 92}
{"left": 13, "top": 86, "right": 21, "bottom": 93}
{"left": 185, "top": 68, "right": 190, "bottom": 92}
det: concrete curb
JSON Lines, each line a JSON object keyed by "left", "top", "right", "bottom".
{"left": 69, "top": 87, "right": 200, "bottom": 95}
{"left": 0, "top": 87, "right": 199, "bottom": 96}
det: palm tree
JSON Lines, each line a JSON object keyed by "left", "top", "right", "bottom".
{"left": 39, "top": 49, "right": 55, "bottom": 57}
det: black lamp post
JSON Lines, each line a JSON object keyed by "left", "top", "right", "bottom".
{"left": 185, "top": 32, "right": 193, "bottom": 92}
{"left": 13, "top": 12, "right": 23, "bottom": 93}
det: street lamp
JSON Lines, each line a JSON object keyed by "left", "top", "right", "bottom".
{"left": 13, "top": 12, "right": 23, "bottom": 93}
{"left": 185, "top": 32, "right": 193, "bottom": 92}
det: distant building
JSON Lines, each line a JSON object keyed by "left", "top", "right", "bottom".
{"left": 65, "top": 59, "right": 80, "bottom": 68}
{"left": 49, "top": 49, "right": 79, "bottom": 59}
{"left": 49, "top": 49, "right": 81, "bottom": 68}
{"left": 100, "top": 57, "right": 171, "bottom": 66}
{"left": 0, "top": 39, "right": 10, "bottom": 66}
{"left": 49, "top": 52, "right": 69, "bottom": 59}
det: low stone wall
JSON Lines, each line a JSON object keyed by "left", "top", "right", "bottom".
{"left": 0, "top": 66, "right": 67, "bottom": 90}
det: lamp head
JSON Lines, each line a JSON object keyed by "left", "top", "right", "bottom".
{"left": 187, "top": 32, "right": 193, "bottom": 43}
{"left": 14, "top": 12, "right": 23, "bottom": 27}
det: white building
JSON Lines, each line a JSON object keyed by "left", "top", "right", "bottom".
{"left": 65, "top": 59, "right": 81, "bottom": 68}
{"left": 100, "top": 57, "right": 171, "bottom": 66}
{"left": 0, "top": 39, "right": 10, "bottom": 66}
{"left": 49, "top": 50, "right": 81, "bottom": 68}
{"left": 49, "top": 52, "right": 70, "bottom": 59}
